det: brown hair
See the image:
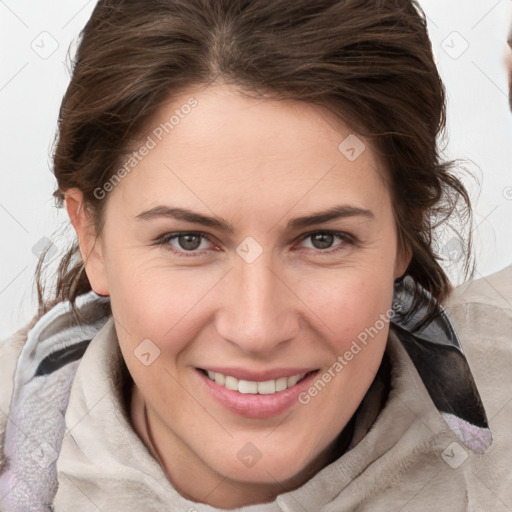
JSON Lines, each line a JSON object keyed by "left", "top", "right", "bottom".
{"left": 36, "top": 0, "right": 473, "bottom": 328}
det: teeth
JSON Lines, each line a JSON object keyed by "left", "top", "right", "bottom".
{"left": 239, "top": 380, "right": 258, "bottom": 394}
{"left": 225, "top": 375, "right": 238, "bottom": 391}
{"left": 275, "top": 377, "right": 288, "bottom": 392}
{"left": 204, "top": 370, "right": 308, "bottom": 394}
{"left": 287, "top": 375, "right": 301, "bottom": 387}
{"left": 258, "top": 380, "right": 276, "bottom": 394}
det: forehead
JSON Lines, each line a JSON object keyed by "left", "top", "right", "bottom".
{"left": 115, "top": 83, "right": 389, "bottom": 214}
{"left": 150, "top": 84, "right": 352, "bottom": 156}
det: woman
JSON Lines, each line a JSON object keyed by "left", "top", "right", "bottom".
{"left": 1, "top": 0, "right": 511, "bottom": 510}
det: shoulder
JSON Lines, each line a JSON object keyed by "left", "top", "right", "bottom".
{"left": 442, "top": 265, "right": 512, "bottom": 491}
{"left": 445, "top": 264, "right": 512, "bottom": 314}
{"left": 443, "top": 265, "right": 512, "bottom": 359}
{"left": 0, "top": 312, "right": 42, "bottom": 468}
{"left": 442, "top": 264, "right": 512, "bottom": 373}
{"left": 0, "top": 314, "right": 42, "bottom": 413}
{"left": 443, "top": 264, "right": 512, "bottom": 343}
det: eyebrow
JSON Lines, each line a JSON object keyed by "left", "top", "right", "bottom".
{"left": 135, "top": 205, "right": 374, "bottom": 232}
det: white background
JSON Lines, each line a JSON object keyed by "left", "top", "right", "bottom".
{"left": 1, "top": 0, "right": 512, "bottom": 339}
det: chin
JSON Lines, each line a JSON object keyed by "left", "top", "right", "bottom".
{"left": 211, "top": 436, "right": 328, "bottom": 487}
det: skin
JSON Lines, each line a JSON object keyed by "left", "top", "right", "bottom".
{"left": 65, "top": 82, "right": 410, "bottom": 508}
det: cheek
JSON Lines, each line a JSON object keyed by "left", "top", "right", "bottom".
{"left": 105, "top": 249, "right": 227, "bottom": 356}
{"left": 299, "top": 257, "right": 396, "bottom": 343}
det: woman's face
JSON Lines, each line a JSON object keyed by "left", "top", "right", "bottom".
{"left": 69, "top": 83, "right": 408, "bottom": 505}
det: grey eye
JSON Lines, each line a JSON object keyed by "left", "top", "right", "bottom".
{"left": 309, "top": 232, "right": 335, "bottom": 249}
{"left": 177, "top": 234, "right": 203, "bottom": 250}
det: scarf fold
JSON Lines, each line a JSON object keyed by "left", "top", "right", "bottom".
{"left": 0, "top": 281, "right": 492, "bottom": 510}
{"left": 0, "top": 292, "right": 111, "bottom": 511}
{"left": 391, "top": 276, "right": 492, "bottom": 454}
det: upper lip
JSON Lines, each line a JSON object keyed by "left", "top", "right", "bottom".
{"left": 198, "top": 367, "right": 318, "bottom": 382}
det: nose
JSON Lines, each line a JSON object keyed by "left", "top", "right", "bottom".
{"left": 215, "top": 253, "right": 300, "bottom": 355}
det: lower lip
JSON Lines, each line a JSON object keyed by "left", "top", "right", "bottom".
{"left": 196, "top": 369, "right": 319, "bottom": 419}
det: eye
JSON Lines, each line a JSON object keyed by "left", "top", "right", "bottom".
{"left": 155, "top": 232, "right": 215, "bottom": 256}
{"left": 154, "top": 229, "right": 357, "bottom": 258}
{"left": 296, "top": 230, "right": 354, "bottom": 254}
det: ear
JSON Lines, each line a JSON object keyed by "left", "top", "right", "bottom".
{"left": 64, "top": 188, "right": 109, "bottom": 296}
{"left": 393, "top": 241, "right": 412, "bottom": 280}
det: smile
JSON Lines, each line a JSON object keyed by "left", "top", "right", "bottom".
{"left": 200, "top": 369, "right": 312, "bottom": 395}
{"left": 196, "top": 367, "right": 320, "bottom": 419}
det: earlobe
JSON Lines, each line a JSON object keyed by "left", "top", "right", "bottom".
{"left": 394, "top": 243, "right": 412, "bottom": 281}
{"left": 64, "top": 188, "right": 109, "bottom": 296}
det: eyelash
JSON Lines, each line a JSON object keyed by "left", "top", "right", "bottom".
{"left": 154, "top": 230, "right": 357, "bottom": 258}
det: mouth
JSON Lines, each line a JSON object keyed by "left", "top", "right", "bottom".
{"left": 195, "top": 367, "right": 320, "bottom": 419}
{"left": 197, "top": 368, "right": 317, "bottom": 395}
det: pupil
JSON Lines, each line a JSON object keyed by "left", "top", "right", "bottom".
{"left": 312, "top": 233, "right": 333, "bottom": 249}
{"left": 179, "top": 234, "right": 201, "bottom": 250}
